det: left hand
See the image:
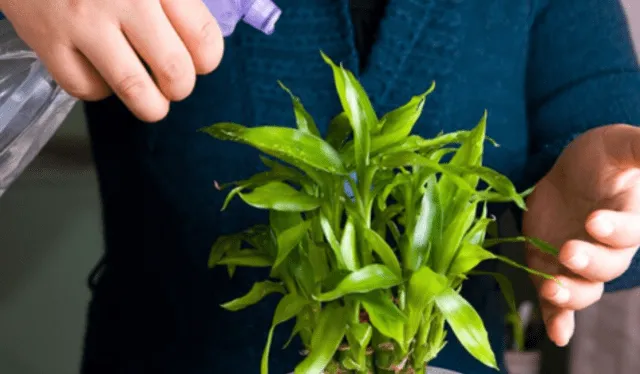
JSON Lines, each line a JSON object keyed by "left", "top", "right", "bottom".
{"left": 523, "top": 124, "right": 640, "bottom": 347}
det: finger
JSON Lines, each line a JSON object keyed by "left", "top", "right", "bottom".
{"left": 39, "top": 45, "right": 111, "bottom": 101}
{"left": 586, "top": 209, "right": 640, "bottom": 248}
{"left": 558, "top": 239, "right": 635, "bottom": 282}
{"left": 540, "top": 304, "right": 575, "bottom": 347}
{"left": 77, "top": 25, "right": 169, "bottom": 122}
{"left": 538, "top": 274, "right": 603, "bottom": 310}
{"left": 161, "top": 0, "right": 224, "bottom": 75}
{"left": 121, "top": 0, "right": 196, "bottom": 101}
{"left": 526, "top": 247, "right": 561, "bottom": 289}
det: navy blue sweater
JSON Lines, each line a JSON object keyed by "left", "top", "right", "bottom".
{"left": 78, "top": 1, "right": 640, "bottom": 373}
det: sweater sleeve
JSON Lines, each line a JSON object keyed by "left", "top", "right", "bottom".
{"left": 524, "top": 0, "right": 640, "bottom": 292}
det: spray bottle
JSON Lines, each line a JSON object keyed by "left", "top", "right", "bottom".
{"left": 0, "top": 0, "right": 281, "bottom": 197}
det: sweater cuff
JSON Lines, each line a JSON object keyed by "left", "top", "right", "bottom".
{"left": 605, "top": 250, "right": 640, "bottom": 293}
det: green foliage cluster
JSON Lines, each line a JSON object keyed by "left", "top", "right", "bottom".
{"left": 200, "top": 52, "right": 557, "bottom": 374}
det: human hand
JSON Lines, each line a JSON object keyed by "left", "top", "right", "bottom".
{"left": 1, "top": 0, "right": 223, "bottom": 122}
{"left": 523, "top": 124, "right": 640, "bottom": 347}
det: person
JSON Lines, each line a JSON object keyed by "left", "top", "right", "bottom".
{"left": 2, "top": 0, "right": 640, "bottom": 373}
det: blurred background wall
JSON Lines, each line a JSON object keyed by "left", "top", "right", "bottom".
{"left": 0, "top": 1, "right": 639, "bottom": 373}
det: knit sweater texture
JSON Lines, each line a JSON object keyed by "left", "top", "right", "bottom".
{"left": 80, "top": 1, "right": 640, "bottom": 373}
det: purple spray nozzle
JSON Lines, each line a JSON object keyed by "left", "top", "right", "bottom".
{"left": 204, "top": 0, "right": 282, "bottom": 37}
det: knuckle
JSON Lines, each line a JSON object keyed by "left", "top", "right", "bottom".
{"left": 158, "top": 56, "right": 188, "bottom": 84}
{"left": 114, "top": 74, "right": 148, "bottom": 102}
{"left": 200, "top": 20, "right": 222, "bottom": 45}
{"left": 157, "top": 58, "right": 195, "bottom": 101}
{"left": 196, "top": 21, "right": 224, "bottom": 73}
{"left": 66, "top": 0, "right": 94, "bottom": 19}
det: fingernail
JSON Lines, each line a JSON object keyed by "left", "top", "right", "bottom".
{"left": 590, "top": 216, "right": 614, "bottom": 237}
{"left": 565, "top": 250, "right": 589, "bottom": 270}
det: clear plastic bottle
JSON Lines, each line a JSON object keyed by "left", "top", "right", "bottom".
{"left": 0, "top": 0, "right": 281, "bottom": 197}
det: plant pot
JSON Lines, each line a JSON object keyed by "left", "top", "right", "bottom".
{"left": 504, "top": 350, "right": 541, "bottom": 374}
{"left": 426, "top": 367, "right": 461, "bottom": 374}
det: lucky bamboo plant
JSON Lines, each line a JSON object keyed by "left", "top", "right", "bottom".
{"left": 200, "top": 52, "right": 558, "bottom": 374}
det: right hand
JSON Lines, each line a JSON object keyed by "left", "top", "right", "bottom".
{"left": 1, "top": 0, "right": 224, "bottom": 122}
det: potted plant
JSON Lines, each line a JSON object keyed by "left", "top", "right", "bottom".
{"left": 200, "top": 53, "right": 558, "bottom": 374}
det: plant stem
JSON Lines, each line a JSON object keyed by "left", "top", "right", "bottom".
{"left": 400, "top": 184, "right": 414, "bottom": 268}
{"left": 397, "top": 284, "right": 406, "bottom": 311}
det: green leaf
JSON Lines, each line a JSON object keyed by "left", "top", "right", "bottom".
{"left": 435, "top": 287, "right": 498, "bottom": 369}
{"left": 375, "top": 83, "right": 435, "bottom": 148}
{"left": 218, "top": 250, "right": 273, "bottom": 267}
{"left": 378, "top": 131, "right": 468, "bottom": 157}
{"left": 377, "top": 173, "right": 411, "bottom": 211}
{"left": 437, "top": 113, "right": 487, "bottom": 213}
{"left": 239, "top": 181, "right": 321, "bottom": 212}
{"left": 200, "top": 123, "right": 347, "bottom": 175}
{"left": 277, "top": 81, "right": 321, "bottom": 136}
{"left": 338, "top": 83, "right": 436, "bottom": 165}
{"left": 346, "top": 322, "right": 373, "bottom": 369}
{"left": 295, "top": 302, "right": 348, "bottom": 374}
{"left": 356, "top": 291, "right": 406, "bottom": 345}
{"left": 376, "top": 152, "right": 474, "bottom": 194}
{"left": 453, "top": 244, "right": 558, "bottom": 282}
{"left": 451, "top": 165, "right": 526, "bottom": 210}
{"left": 262, "top": 293, "right": 310, "bottom": 374}
{"left": 307, "top": 241, "right": 330, "bottom": 283}
{"left": 315, "top": 264, "right": 403, "bottom": 302}
{"left": 221, "top": 281, "right": 286, "bottom": 311}
{"left": 340, "top": 217, "right": 360, "bottom": 271}
{"left": 437, "top": 201, "right": 478, "bottom": 273}
{"left": 319, "top": 213, "right": 347, "bottom": 269}
{"left": 219, "top": 160, "right": 311, "bottom": 212}
{"left": 427, "top": 148, "right": 458, "bottom": 163}
{"left": 347, "top": 322, "right": 373, "bottom": 348}
{"left": 283, "top": 305, "right": 315, "bottom": 349}
{"left": 326, "top": 112, "right": 353, "bottom": 150}
{"left": 472, "top": 271, "right": 523, "bottom": 350}
{"left": 221, "top": 185, "right": 248, "bottom": 211}
{"left": 322, "top": 51, "right": 377, "bottom": 174}
{"left": 380, "top": 83, "right": 434, "bottom": 135}
{"left": 519, "top": 186, "right": 535, "bottom": 199}
{"left": 407, "top": 175, "right": 442, "bottom": 271}
{"left": 450, "top": 111, "right": 487, "bottom": 181}
{"left": 372, "top": 205, "right": 404, "bottom": 235}
{"left": 527, "top": 237, "right": 560, "bottom": 257}
{"left": 405, "top": 267, "right": 448, "bottom": 345}
{"left": 482, "top": 236, "right": 559, "bottom": 256}
{"left": 448, "top": 242, "right": 497, "bottom": 276}
{"left": 269, "top": 210, "right": 303, "bottom": 235}
{"left": 259, "top": 156, "right": 311, "bottom": 188}
{"left": 362, "top": 228, "right": 402, "bottom": 277}
{"left": 275, "top": 220, "right": 312, "bottom": 268}
{"left": 494, "top": 254, "right": 557, "bottom": 281}
{"left": 242, "top": 225, "right": 274, "bottom": 250}
{"left": 464, "top": 217, "right": 495, "bottom": 246}
{"left": 208, "top": 234, "right": 241, "bottom": 268}
{"left": 289, "top": 250, "right": 317, "bottom": 298}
